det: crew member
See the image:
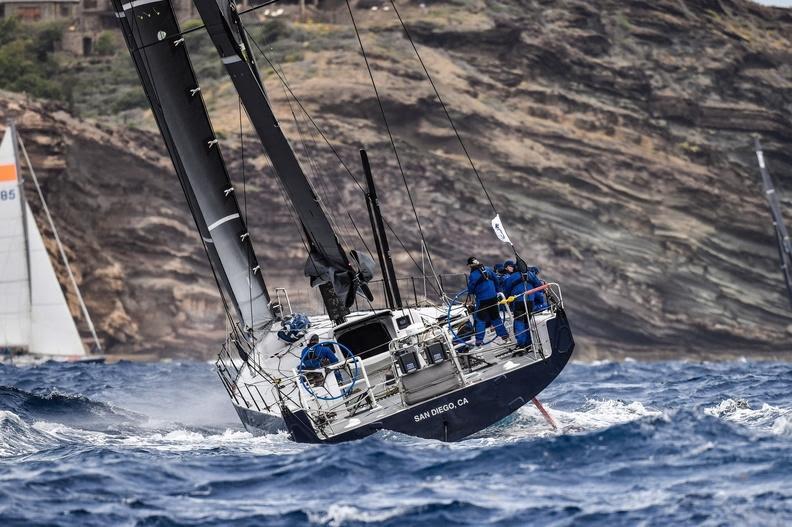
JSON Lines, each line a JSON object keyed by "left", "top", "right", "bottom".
{"left": 299, "top": 334, "right": 340, "bottom": 384}
{"left": 494, "top": 262, "right": 508, "bottom": 314}
{"left": 502, "top": 261, "right": 547, "bottom": 352}
{"left": 466, "top": 257, "right": 509, "bottom": 346}
{"left": 494, "top": 263, "right": 506, "bottom": 288}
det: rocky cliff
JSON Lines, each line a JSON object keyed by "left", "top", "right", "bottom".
{"left": 2, "top": 0, "right": 791, "bottom": 360}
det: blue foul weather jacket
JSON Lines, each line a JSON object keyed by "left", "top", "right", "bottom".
{"left": 503, "top": 270, "right": 545, "bottom": 310}
{"left": 467, "top": 266, "right": 500, "bottom": 302}
{"left": 299, "top": 344, "right": 339, "bottom": 370}
{"left": 502, "top": 270, "right": 542, "bottom": 298}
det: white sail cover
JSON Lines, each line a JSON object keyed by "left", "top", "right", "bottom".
{"left": 0, "top": 127, "right": 84, "bottom": 356}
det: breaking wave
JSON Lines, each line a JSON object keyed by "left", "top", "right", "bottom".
{"left": 0, "top": 385, "right": 144, "bottom": 431}
{"left": 704, "top": 398, "right": 792, "bottom": 436}
{"left": 0, "top": 360, "right": 789, "bottom": 525}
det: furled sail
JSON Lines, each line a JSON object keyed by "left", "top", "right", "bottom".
{"left": 0, "top": 125, "right": 84, "bottom": 356}
{"left": 111, "top": 0, "right": 273, "bottom": 331}
{"left": 192, "top": 0, "right": 374, "bottom": 317}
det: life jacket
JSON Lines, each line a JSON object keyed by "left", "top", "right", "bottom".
{"left": 469, "top": 266, "right": 499, "bottom": 301}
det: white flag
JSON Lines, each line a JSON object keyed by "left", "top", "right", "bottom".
{"left": 491, "top": 214, "right": 512, "bottom": 245}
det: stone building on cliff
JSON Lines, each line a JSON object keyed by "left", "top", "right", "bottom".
{"left": 0, "top": 0, "right": 79, "bottom": 24}
{"left": 0, "top": 0, "right": 200, "bottom": 55}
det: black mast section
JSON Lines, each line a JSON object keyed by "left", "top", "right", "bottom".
{"left": 361, "top": 150, "right": 402, "bottom": 310}
{"left": 754, "top": 138, "right": 792, "bottom": 310}
{"left": 111, "top": 0, "right": 273, "bottom": 331}
{"left": 193, "top": 0, "right": 372, "bottom": 322}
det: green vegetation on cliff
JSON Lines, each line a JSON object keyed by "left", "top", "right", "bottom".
{"left": 0, "top": 14, "right": 353, "bottom": 119}
{"left": 0, "top": 18, "right": 69, "bottom": 101}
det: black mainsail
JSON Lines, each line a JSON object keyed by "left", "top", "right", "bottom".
{"left": 193, "top": 0, "right": 373, "bottom": 320}
{"left": 111, "top": 0, "right": 272, "bottom": 330}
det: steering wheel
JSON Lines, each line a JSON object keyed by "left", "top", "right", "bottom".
{"left": 298, "top": 340, "right": 359, "bottom": 401}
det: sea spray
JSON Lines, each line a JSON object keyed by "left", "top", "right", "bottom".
{"left": 0, "top": 360, "right": 789, "bottom": 526}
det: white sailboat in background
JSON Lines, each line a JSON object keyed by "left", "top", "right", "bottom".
{"left": 0, "top": 122, "right": 103, "bottom": 364}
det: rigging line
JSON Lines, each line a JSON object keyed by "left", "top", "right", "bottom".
{"left": 239, "top": 97, "right": 255, "bottom": 339}
{"left": 347, "top": 212, "right": 375, "bottom": 263}
{"left": 257, "top": 125, "right": 320, "bottom": 296}
{"left": 343, "top": 0, "right": 444, "bottom": 297}
{"left": 277, "top": 57, "right": 360, "bottom": 250}
{"left": 383, "top": 221, "right": 442, "bottom": 299}
{"left": 274, "top": 168, "right": 332, "bottom": 314}
{"left": 275, "top": 58, "right": 352, "bottom": 249}
{"left": 243, "top": 27, "right": 360, "bottom": 184}
{"left": 260, "top": 37, "right": 352, "bottom": 223}
{"left": 242, "top": 24, "right": 441, "bottom": 289}
{"left": 239, "top": 37, "right": 345, "bottom": 263}
{"left": 387, "top": 0, "right": 497, "bottom": 215}
{"left": 17, "top": 135, "right": 102, "bottom": 353}
{"left": 243, "top": 29, "right": 366, "bottom": 263}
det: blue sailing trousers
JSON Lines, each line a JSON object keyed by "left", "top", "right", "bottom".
{"left": 473, "top": 297, "right": 508, "bottom": 345}
{"left": 513, "top": 311, "right": 532, "bottom": 348}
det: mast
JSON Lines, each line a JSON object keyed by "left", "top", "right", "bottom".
{"left": 111, "top": 0, "right": 273, "bottom": 332}
{"left": 17, "top": 134, "right": 103, "bottom": 353}
{"left": 754, "top": 138, "right": 792, "bottom": 309}
{"left": 11, "top": 123, "right": 33, "bottom": 315}
{"left": 192, "top": 0, "right": 373, "bottom": 322}
{"left": 361, "top": 149, "right": 402, "bottom": 309}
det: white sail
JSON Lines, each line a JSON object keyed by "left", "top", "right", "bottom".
{"left": 0, "top": 127, "right": 30, "bottom": 349}
{"left": 26, "top": 205, "right": 85, "bottom": 356}
{"left": 0, "top": 126, "right": 85, "bottom": 356}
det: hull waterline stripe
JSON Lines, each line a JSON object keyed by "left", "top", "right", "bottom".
{"left": 122, "top": 0, "right": 163, "bottom": 11}
{"left": 208, "top": 213, "right": 240, "bottom": 232}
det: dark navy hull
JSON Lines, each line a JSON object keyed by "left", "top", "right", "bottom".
{"left": 237, "top": 309, "right": 574, "bottom": 443}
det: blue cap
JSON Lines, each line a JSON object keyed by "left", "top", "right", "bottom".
{"left": 494, "top": 263, "right": 504, "bottom": 272}
{"left": 504, "top": 260, "right": 515, "bottom": 267}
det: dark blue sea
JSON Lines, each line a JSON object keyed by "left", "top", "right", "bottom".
{"left": 0, "top": 359, "right": 790, "bottom": 526}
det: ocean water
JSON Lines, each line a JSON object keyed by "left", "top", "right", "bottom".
{"left": 0, "top": 359, "right": 790, "bottom": 526}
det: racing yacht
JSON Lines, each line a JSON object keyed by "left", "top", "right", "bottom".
{"left": 113, "top": 0, "right": 574, "bottom": 442}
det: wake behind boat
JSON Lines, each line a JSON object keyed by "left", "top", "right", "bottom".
{"left": 113, "top": 0, "right": 574, "bottom": 442}
{"left": 0, "top": 123, "right": 103, "bottom": 365}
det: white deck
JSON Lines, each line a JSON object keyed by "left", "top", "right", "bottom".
{"left": 224, "top": 302, "right": 560, "bottom": 440}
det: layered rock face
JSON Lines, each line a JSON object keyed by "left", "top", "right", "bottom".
{"left": 2, "top": 0, "right": 791, "bottom": 359}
